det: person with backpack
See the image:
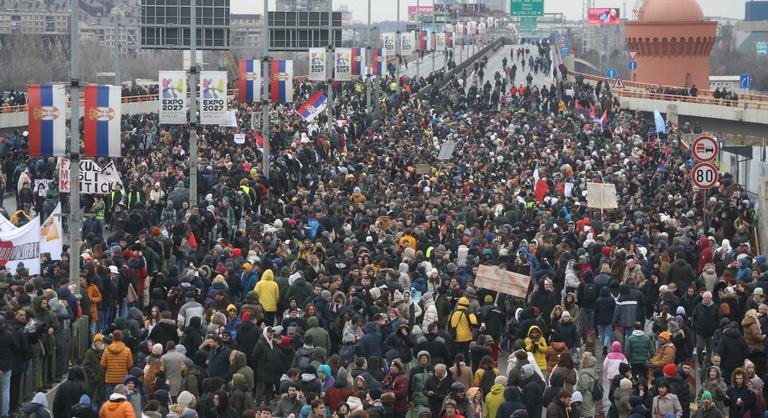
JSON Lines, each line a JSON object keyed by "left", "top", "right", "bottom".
{"left": 449, "top": 297, "right": 478, "bottom": 364}
{"left": 22, "top": 393, "right": 52, "bottom": 418}
{"left": 577, "top": 271, "right": 598, "bottom": 345}
{"left": 575, "top": 352, "right": 600, "bottom": 418}
{"left": 472, "top": 355, "right": 500, "bottom": 396}
{"left": 624, "top": 321, "right": 655, "bottom": 380}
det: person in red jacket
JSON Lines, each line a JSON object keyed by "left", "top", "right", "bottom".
{"left": 698, "top": 236, "right": 714, "bottom": 273}
{"left": 382, "top": 360, "right": 409, "bottom": 418}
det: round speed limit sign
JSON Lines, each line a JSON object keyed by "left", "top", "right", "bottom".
{"left": 691, "top": 162, "right": 718, "bottom": 189}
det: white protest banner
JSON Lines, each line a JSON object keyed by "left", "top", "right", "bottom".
{"left": 234, "top": 134, "right": 246, "bottom": 144}
{"left": 474, "top": 265, "right": 531, "bottom": 299}
{"left": 437, "top": 141, "right": 457, "bottom": 160}
{"left": 382, "top": 33, "right": 397, "bottom": 56}
{"left": 0, "top": 216, "right": 41, "bottom": 275}
{"left": 221, "top": 110, "right": 238, "bottom": 128}
{"left": 40, "top": 203, "right": 63, "bottom": 259}
{"left": 59, "top": 158, "right": 124, "bottom": 195}
{"left": 199, "top": 71, "right": 228, "bottom": 125}
{"left": 309, "top": 48, "right": 327, "bottom": 81}
{"left": 401, "top": 31, "right": 415, "bottom": 55}
{"left": 159, "top": 71, "right": 187, "bottom": 124}
{"left": 335, "top": 48, "right": 352, "bottom": 81}
{"left": 586, "top": 182, "right": 619, "bottom": 209}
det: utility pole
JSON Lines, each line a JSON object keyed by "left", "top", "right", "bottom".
{"left": 416, "top": 0, "right": 420, "bottom": 78}
{"left": 432, "top": 0, "right": 436, "bottom": 73}
{"left": 69, "top": 0, "right": 81, "bottom": 293}
{"left": 326, "top": 0, "right": 334, "bottom": 133}
{"left": 366, "top": 0, "right": 371, "bottom": 112}
{"left": 262, "top": 0, "right": 270, "bottom": 177}
{"left": 188, "top": 0, "right": 199, "bottom": 205}
{"left": 396, "top": 0, "right": 401, "bottom": 77}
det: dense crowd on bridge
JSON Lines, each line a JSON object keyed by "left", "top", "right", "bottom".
{"left": 0, "top": 39, "right": 764, "bottom": 418}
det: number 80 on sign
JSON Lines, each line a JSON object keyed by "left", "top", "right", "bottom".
{"left": 691, "top": 162, "right": 718, "bottom": 189}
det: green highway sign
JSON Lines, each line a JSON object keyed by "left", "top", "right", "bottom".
{"left": 511, "top": 0, "right": 544, "bottom": 17}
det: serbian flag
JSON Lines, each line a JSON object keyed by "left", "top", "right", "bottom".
{"left": 351, "top": 48, "right": 364, "bottom": 77}
{"left": 446, "top": 32, "right": 454, "bottom": 49}
{"left": 371, "top": 48, "right": 384, "bottom": 76}
{"left": 27, "top": 84, "right": 66, "bottom": 157}
{"left": 239, "top": 59, "right": 261, "bottom": 104}
{"left": 83, "top": 84, "right": 122, "bottom": 157}
{"left": 270, "top": 60, "right": 293, "bottom": 103}
{"left": 599, "top": 109, "right": 609, "bottom": 130}
{"left": 419, "top": 30, "right": 429, "bottom": 51}
{"left": 296, "top": 92, "right": 328, "bottom": 122}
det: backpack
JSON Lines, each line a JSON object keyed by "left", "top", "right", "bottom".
{"left": 582, "top": 283, "right": 597, "bottom": 304}
{"left": 480, "top": 368, "right": 497, "bottom": 395}
{"left": 591, "top": 378, "right": 604, "bottom": 400}
{"left": 296, "top": 354, "right": 312, "bottom": 372}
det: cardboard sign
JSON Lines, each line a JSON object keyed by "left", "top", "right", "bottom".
{"left": 414, "top": 164, "right": 432, "bottom": 175}
{"left": 474, "top": 265, "right": 531, "bottom": 298}
{"left": 586, "top": 182, "right": 619, "bottom": 209}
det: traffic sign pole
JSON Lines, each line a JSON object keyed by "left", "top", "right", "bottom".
{"left": 691, "top": 162, "right": 718, "bottom": 189}
{"left": 691, "top": 135, "right": 719, "bottom": 163}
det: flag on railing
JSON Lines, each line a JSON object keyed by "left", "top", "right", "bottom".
{"left": 270, "top": 60, "right": 293, "bottom": 103}
{"left": 239, "top": 59, "right": 261, "bottom": 104}
{"left": 371, "top": 48, "right": 384, "bottom": 76}
{"left": 27, "top": 84, "right": 66, "bottom": 157}
{"left": 446, "top": 32, "right": 454, "bottom": 49}
{"left": 296, "top": 92, "right": 327, "bottom": 122}
{"left": 418, "top": 30, "right": 429, "bottom": 51}
{"left": 83, "top": 84, "right": 122, "bottom": 157}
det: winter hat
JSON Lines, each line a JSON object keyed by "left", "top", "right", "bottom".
{"left": 629, "top": 395, "right": 643, "bottom": 407}
{"left": 620, "top": 378, "right": 633, "bottom": 390}
{"left": 152, "top": 344, "right": 164, "bottom": 356}
{"left": 663, "top": 364, "right": 677, "bottom": 377}
{"left": 494, "top": 376, "right": 507, "bottom": 385}
{"left": 561, "top": 311, "right": 571, "bottom": 319}
{"left": 658, "top": 331, "right": 671, "bottom": 341}
{"left": 79, "top": 395, "right": 91, "bottom": 405}
{"left": 700, "top": 391, "right": 712, "bottom": 401}
{"left": 676, "top": 306, "right": 686, "bottom": 316}
{"left": 570, "top": 391, "right": 583, "bottom": 404}
{"left": 422, "top": 292, "right": 433, "bottom": 301}
{"left": 177, "top": 391, "right": 197, "bottom": 408}
{"left": 175, "top": 344, "right": 187, "bottom": 355}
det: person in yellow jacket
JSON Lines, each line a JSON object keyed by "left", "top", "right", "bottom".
{"left": 525, "top": 325, "right": 549, "bottom": 372}
{"left": 254, "top": 269, "right": 279, "bottom": 325}
{"left": 450, "top": 297, "right": 478, "bottom": 363}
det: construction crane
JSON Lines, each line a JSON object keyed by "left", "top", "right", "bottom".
{"left": 632, "top": 0, "right": 647, "bottom": 20}
{"left": 225, "top": 51, "right": 240, "bottom": 82}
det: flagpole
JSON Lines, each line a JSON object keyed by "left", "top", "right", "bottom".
{"left": 262, "top": 0, "right": 270, "bottom": 178}
{"left": 366, "top": 0, "right": 371, "bottom": 113}
{"left": 189, "top": 0, "right": 199, "bottom": 205}
{"left": 416, "top": 0, "right": 420, "bottom": 78}
{"left": 69, "top": 0, "right": 82, "bottom": 294}
{"left": 327, "top": 0, "right": 334, "bottom": 133}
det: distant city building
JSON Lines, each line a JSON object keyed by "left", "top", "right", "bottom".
{"left": 746, "top": 0, "right": 768, "bottom": 21}
{"left": 230, "top": 13, "right": 265, "bottom": 50}
{"left": 0, "top": 10, "right": 69, "bottom": 35}
{"left": 275, "top": 0, "right": 330, "bottom": 13}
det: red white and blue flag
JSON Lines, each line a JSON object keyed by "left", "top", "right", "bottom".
{"left": 27, "top": 84, "right": 66, "bottom": 157}
{"left": 371, "top": 48, "right": 384, "bottom": 76}
{"left": 419, "top": 30, "right": 429, "bottom": 51}
{"left": 83, "top": 84, "right": 122, "bottom": 157}
{"left": 270, "top": 60, "right": 294, "bottom": 103}
{"left": 599, "top": 109, "right": 609, "bottom": 130}
{"left": 351, "top": 48, "right": 364, "bottom": 76}
{"left": 296, "top": 92, "right": 328, "bottom": 122}
{"left": 239, "top": 59, "right": 261, "bottom": 104}
{"left": 446, "top": 32, "right": 454, "bottom": 48}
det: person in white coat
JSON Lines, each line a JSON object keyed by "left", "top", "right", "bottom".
{"left": 421, "top": 292, "right": 438, "bottom": 330}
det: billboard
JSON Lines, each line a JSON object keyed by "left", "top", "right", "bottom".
{"left": 587, "top": 8, "right": 621, "bottom": 24}
{"left": 408, "top": 6, "right": 433, "bottom": 22}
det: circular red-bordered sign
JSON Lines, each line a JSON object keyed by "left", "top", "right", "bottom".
{"left": 691, "top": 135, "right": 719, "bottom": 162}
{"left": 691, "top": 162, "right": 718, "bottom": 189}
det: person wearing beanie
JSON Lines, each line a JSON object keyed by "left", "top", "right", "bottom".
{"left": 652, "top": 380, "right": 682, "bottom": 418}
{"left": 628, "top": 395, "right": 648, "bottom": 418}
{"left": 693, "top": 390, "right": 722, "bottom": 418}
{"left": 83, "top": 333, "right": 107, "bottom": 405}
{"left": 71, "top": 394, "right": 98, "bottom": 418}
{"left": 179, "top": 358, "right": 200, "bottom": 400}
{"left": 698, "top": 365, "right": 727, "bottom": 415}
{"left": 101, "top": 329, "right": 134, "bottom": 391}
{"left": 662, "top": 364, "right": 677, "bottom": 378}
{"left": 449, "top": 297, "right": 478, "bottom": 361}
{"left": 649, "top": 330, "right": 676, "bottom": 381}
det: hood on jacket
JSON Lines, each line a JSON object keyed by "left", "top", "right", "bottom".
{"left": 611, "top": 341, "right": 622, "bottom": 353}
{"left": 317, "top": 364, "right": 332, "bottom": 379}
{"left": 128, "top": 307, "right": 144, "bottom": 322}
{"left": 581, "top": 354, "right": 597, "bottom": 369}
{"left": 67, "top": 366, "right": 86, "bottom": 382}
{"left": 244, "top": 291, "right": 260, "bottom": 305}
{"left": 699, "top": 237, "right": 710, "bottom": 249}
{"left": 707, "top": 366, "right": 722, "bottom": 380}
{"left": 741, "top": 258, "right": 751, "bottom": 269}
{"left": 503, "top": 386, "right": 521, "bottom": 402}
{"left": 527, "top": 325, "right": 543, "bottom": 339}
{"left": 188, "top": 316, "right": 203, "bottom": 330}
{"left": 32, "top": 392, "right": 49, "bottom": 408}
{"left": 333, "top": 367, "right": 349, "bottom": 388}
{"left": 107, "top": 341, "right": 128, "bottom": 355}
{"left": 489, "top": 383, "right": 505, "bottom": 395}
{"left": 231, "top": 350, "right": 248, "bottom": 371}
{"left": 307, "top": 316, "right": 320, "bottom": 328}
{"left": 202, "top": 377, "right": 226, "bottom": 393}
{"left": 261, "top": 269, "right": 274, "bottom": 282}
{"left": 417, "top": 350, "right": 431, "bottom": 362}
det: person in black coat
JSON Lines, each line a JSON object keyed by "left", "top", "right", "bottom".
{"left": 250, "top": 326, "right": 280, "bottom": 406}
{"left": 52, "top": 367, "right": 87, "bottom": 418}
{"left": 358, "top": 322, "right": 383, "bottom": 359}
{"left": 414, "top": 323, "right": 451, "bottom": 366}
{"left": 148, "top": 311, "right": 180, "bottom": 349}
{"left": 593, "top": 286, "right": 616, "bottom": 351}
{"left": 542, "top": 371, "right": 565, "bottom": 408}
{"left": 718, "top": 322, "right": 750, "bottom": 382}
{"left": 495, "top": 386, "right": 526, "bottom": 418}
{"left": 70, "top": 395, "right": 98, "bottom": 418}
{"left": 383, "top": 324, "right": 415, "bottom": 364}
{"left": 529, "top": 279, "right": 557, "bottom": 328}
{"left": 208, "top": 390, "right": 239, "bottom": 418}
{"left": 207, "top": 337, "right": 233, "bottom": 381}
{"left": 522, "top": 365, "right": 545, "bottom": 418}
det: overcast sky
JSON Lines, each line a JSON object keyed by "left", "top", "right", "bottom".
{"left": 232, "top": 0, "right": 749, "bottom": 22}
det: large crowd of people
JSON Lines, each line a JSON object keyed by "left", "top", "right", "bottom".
{"left": 0, "top": 38, "right": 763, "bottom": 418}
